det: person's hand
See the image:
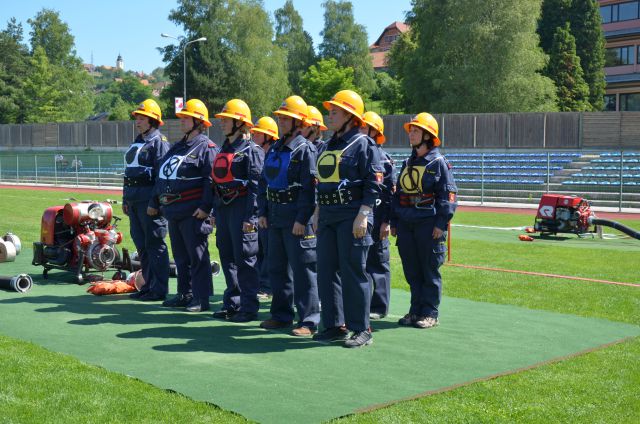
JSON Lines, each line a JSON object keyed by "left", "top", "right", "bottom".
{"left": 193, "top": 208, "right": 208, "bottom": 219}
{"left": 147, "top": 207, "right": 158, "bottom": 216}
{"left": 243, "top": 221, "right": 256, "bottom": 233}
{"left": 122, "top": 203, "right": 129, "bottom": 216}
{"left": 292, "top": 222, "right": 305, "bottom": 236}
{"left": 432, "top": 226, "right": 444, "bottom": 239}
{"left": 258, "top": 216, "right": 268, "bottom": 229}
{"left": 390, "top": 227, "right": 397, "bottom": 237}
{"left": 352, "top": 214, "right": 367, "bottom": 239}
{"left": 379, "top": 222, "right": 390, "bottom": 240}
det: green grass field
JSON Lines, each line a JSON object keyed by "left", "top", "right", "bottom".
{"left": 1, "top": 187, "right": 639, "bottom": 423}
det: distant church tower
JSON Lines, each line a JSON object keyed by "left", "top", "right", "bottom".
{"left": 116, "top": 53, "right": 124, "bottom": 70}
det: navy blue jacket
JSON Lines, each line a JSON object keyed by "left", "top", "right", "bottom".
{"left": 316, "top": 127, "right": 383, "bottom": 224}
{"left": 123, "top": 129, "right": 169, "bottom": 203}
{"left": 390, "top": 147, "right": 457, "bottom": 230}
{"left": 258, "top": 134, "right": 317, "bottom": 228}
{"left": 374, "top": 145, "right": 396, "bottom": 225}
{"left": 212, "top": 137, "right": 264, "bottom": 222}
{"left": 149, "top": 133, "right": 218, "bottom": 220}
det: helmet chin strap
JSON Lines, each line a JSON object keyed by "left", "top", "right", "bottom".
{"left": 225, "top": 120, "right": 241, "bottom": 138}
{"left": 332, "top": 116, "right": 354, "bottom": 141}
{"left": 281, "top": 119, "right": 300, "bottom": 141}
{"left": 182, "top": 118, "right": 199, "bottom": 142}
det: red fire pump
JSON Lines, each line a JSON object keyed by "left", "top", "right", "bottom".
{"left": 32, "top": 202, "right": 126, "bottom": 284}
{"left": 533, "top": 194, "right": 640, "bottom": 239}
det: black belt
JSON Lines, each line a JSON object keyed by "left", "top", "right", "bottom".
{"left": 124, "top": 176, "right": 155, "bottom": 187}
{"left": 399, "top": 193, "right": 434, "bottom": 208}
{"left": 318, "top": 187, "right": 362, "bottom": 205}
{"left": 159, "top": 188, "right": 203, "bottom": 205}
{"left": 267, "top": 187, "right": 299, "bottom": 204}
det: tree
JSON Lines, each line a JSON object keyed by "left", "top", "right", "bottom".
{"left": 0, "top": 18, "right": 29, "bottom": 123}
{"left": 546, "top": 24, "right": 591, "bottom": 111}
{"left": 94, "top": 75, "right": 154, "bottom": 120}
{"left": 538, "top": 0, "right": 606, "bottom": 110}
{"left": 400, "top": 0, "right": 557, "bottom": 113}
{"left": 319, "top": 0, "right": 376, "bottom": 98}
{"left": 300, "top": 58, "right": 355, "bottom": 109}
{"left": 374, "top": 72, "right": 404, "bottom": 114}
{"left": 161, "top": 0, "right": 289, "bottom": 118}
{"left": 22, "top": 46, "right": 63, "bottom": 123}
{"left": 28, "top": 9, "right": 75, "bottom": 67}
{"left": 274, "top": 0, "right": 316, "bottom": 94}
{"left": 387, "top": 31, "right": 418, "bottom": 112}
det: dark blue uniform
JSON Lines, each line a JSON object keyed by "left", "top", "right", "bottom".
{"left": 258, "top": 134, "right": 320, "bottom": 328}
{"left": 150, "top": 133, "right": 217, "bottom": 301}
{"left": 390, "top": 147, "right": 457, "bottom": 319}
{"left": 212, "top": 137, "right": 264, "bottom": 318}
{"left": 316, "top": 128, "right": 382, "bottom": 333}
{"left": 124, "top": 129, "right": 170, "bottom": 298}
{"left": 367, "top": 146, "right": 396, "bottom": 317}
{"left": 256, "top": 226, "right": 271, "bottom": 296}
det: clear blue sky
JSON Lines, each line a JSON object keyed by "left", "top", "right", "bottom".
{"left": 2, "top": 0, "right": 412, "bottom": 74}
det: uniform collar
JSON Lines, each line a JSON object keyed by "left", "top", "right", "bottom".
{"left": 283, "top": 134, "right": 306, "bottom": 151}
{"left": 425, "top": 147, "right": 441, "bottom": 160}
{"left": 135, "top": 128, "right": 159, "bottom": 143}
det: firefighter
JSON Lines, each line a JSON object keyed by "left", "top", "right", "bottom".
{"left": 211, "top": 99, "right": 264, "bottom": 323}
{"left": 390, "top": 113, "right": 457, "bottom": 329}
{"left": 257, "top": 96, "right": 320, "bottom": 336}
{"left": 149, "top": 99, "right": 218, "bottom": 312}
{"left": 125, "top": 99, "right": 170, "bottom": 302}
{"left": 311, "top": 90, "right": 383, "bottom": 348}
{"left": 251, "top": 117, "right": 279, "bottom": 299}
{"left": 301, "top": 105, "right": 327, "bottom": 150}
{"left": 360, "top": 111, "right": 396, "bottom": 320}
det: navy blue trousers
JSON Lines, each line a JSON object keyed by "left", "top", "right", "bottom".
{"left": 317, "top": 218, "right": 372, "bottom": 332}
{"left": 168, "top": 215, "right": 213, "bottom": 299}
{"left": 267, "top": 224, "right": 320, "bottom": 326}
{"left": 215, "top": 200, "right": 259, "bottom": 314}
{"left": 257, "top": 227, "right": 271, "bottom": 294}
{"left": 396, "top": 219, "right": 446, "bottom": 318}
{"left": 127, "top": 200, "right": 169, "bottom": 297}
{"left": 366, "top": 235, "right": 391, "bottom": 316}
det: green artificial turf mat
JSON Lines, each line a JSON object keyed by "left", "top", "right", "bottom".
{"left": 1, "top": 252, "right": 639, "bottom": 423}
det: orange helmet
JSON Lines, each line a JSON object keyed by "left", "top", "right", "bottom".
{"left": 323, "top": 90, "right": 364, "bottom": 123}
{"left": 362, "top": 111, "right": 386, "bottom": 144}
{"left": 251, "top": 116, "right": 279, "bottom": 140}
{"left": 176, "top": 99, "right": 212, "bottom": 127}
{"left": 404, "top": 112, "right": 440, "bottom": 146}
{"left": 132, "top": 99, "right": 164, "bottom": 126}
{"left": 304, "top": 106, "right": 328, "bottom": 130}
{"left": 215, "top": 99, "right": 253, "bottom": 127}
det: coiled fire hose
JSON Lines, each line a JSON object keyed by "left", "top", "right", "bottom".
{"left": 0, "top": 233, "right": 22, "bottom": 262}
{"left": 0, "top": 274, "right": 33, "bottom": 293}
{"left": 590, "top": 218, "right": 640, "bottom": 240}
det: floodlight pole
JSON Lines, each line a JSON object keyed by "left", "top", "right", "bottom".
{"left": 161, "top": 34, "right": 207, "bottom": 102}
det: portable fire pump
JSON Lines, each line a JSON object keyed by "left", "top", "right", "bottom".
{"left": 533, "top": 194, "right": 640, "bottom": 239}
{"left": 32, "top": 202, "right": 126, "bottom": 284}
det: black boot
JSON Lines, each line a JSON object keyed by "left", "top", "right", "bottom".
{"left": 162, "top": 293, "right": 193, "bottom": 308}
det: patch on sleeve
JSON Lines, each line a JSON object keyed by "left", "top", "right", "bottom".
{"left": 208, "top": 142, "right": 217, "bottom": 148}
{"left": 375, "top": 172, "right": 384, "bottom": 183}
{"left": 446, "top": 184, "right": 457, "bottom": 192}
{"left": 448, "top": 192, "right": 456, "bottom": 202}
{"left": 161, "top": 135, "right": 168, "bottom": 141}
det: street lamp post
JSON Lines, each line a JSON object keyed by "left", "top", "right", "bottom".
{"left": 161, "top": 34, "right": 207, "bottom": 102}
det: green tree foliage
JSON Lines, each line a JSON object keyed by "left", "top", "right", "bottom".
{"left": 319, "top": 0, "right": 376, "bottom": 98}
{"left": 300, "top": 58, "right": 355, "bottom": 109}
{"left": 161, "top": 0, "right": 289, "bottom": 119}
{"left": 274, "top": 0, "right": 316, "bottom": 95}
{"left": 23, "top": 9, "right": 93, "bottom": 122}
{"left": 94, "top": 75, "right": 154, "bottom": 120}
{"left": 399, "top": 0, "right": 557, "bottom": 113}
{"left": 0, "top": 19, "right": 29, "bottom": 123}
{"left": 374, "top": 72, "right": 404, "bottom": 114}
{"left": 546, "top": 23, "right": 591, "bottom": 111}
{"left": 538, "top": 0, "right": 606, "bottom": 110}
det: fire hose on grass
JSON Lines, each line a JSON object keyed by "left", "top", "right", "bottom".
{"left": 0, "top": 274, "right": 33, "bottom": 293}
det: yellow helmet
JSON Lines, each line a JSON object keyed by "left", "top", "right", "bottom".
{"left": 251, "top": 116, "right": 279, "bottom": 140}
{"left": 132, "top": 99, "right": 164, "bottom": 126}
{"left": 322, "top": 89, "right": 364, "bottom": 122}
{"left": 362, "top": 111, "right": 386, "bottom": 144}
{"left": 176, "top": 99, "right": 212, "bottom": 128}
{"left": 273, "top": 95, "right": 308, "bottom": 122}
{"left": 215, "top": 99, "right": 253, "bottom": 127}
{"left": 404, "top": 112, "right": 441, "bottom": 146}
{"left": 304, "top": 105, "right": 328, "bottom": 130}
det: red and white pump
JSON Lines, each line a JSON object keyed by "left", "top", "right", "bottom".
{"left": 533, "top": 194, "right": 640, "bottom": 239}
{"left": 32, "top": 202, "right": 126, "bottom": 284}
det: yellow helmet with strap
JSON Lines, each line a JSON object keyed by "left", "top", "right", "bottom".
{"left": 132, "top": 99, "right": 164, "bottom": 126}
{"left": 215, "top": 99, "right": 253, "bottom": 127}
{"left": 403, "top": 112, "right": 440, "bottom": 146}
{"left": 362, "top": 111, "right": 386, "bottom": 144}
{"left": 322, "top": 90, "right": 364, "bottom": 123}
{"left": 251, "top": 116, "right": 279, "bottom": 140}
{"left": 304, "top": 105, "right": 328, "bottom": 130}
{"left": 176, "top": 99, "right": 212, "bottom": 128}
{"left": 274, "top": 95, "right": 308, "bottom": 122}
